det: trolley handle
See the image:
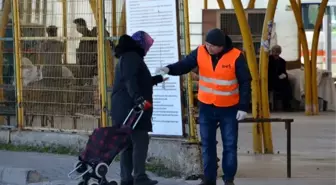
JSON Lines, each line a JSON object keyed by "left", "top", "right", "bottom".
{"left": 132, "top": 100, "right": 151, "bottom": 129}
{"left": 134, "top": 97, "right": 152, "bottom": 112}
{"left": 137, "top": 100, "right": 152, "bottom": 111}
{"left": 122, "top": 99, "right": 152, "bottom": 126}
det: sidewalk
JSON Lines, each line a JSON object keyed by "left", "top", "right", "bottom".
{"left": 27, "top": 178, "right": 336, "bottom": 185}
{"left": 0, "top": 150, "right": 335, "bottom": 185}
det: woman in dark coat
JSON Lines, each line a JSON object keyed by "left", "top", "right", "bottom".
{"left": 111, "top": 31, "right": 167, "bottom": 185}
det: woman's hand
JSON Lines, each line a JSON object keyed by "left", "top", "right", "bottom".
{"left": 163, "top": 76, "right": 169, "bottom": 82}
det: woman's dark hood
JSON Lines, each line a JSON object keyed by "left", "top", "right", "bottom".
{"left": 114, "top": 31, "right": 154, "bottom": 59}
{"left": 114, "top": 34, "right": 145, "bottom": 58}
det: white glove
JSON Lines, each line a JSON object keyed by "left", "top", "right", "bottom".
{"left": 236, "top": 110, "right": 247, "bottom": 121}
{"left": 155, "top": 67, "right": 169, "bottom": 75}
{"left": 278, "top": 73, "right": 286, "bottom": 79}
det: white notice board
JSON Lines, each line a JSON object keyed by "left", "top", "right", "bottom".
{"left": 126, "top": 0, "right": 183, "bottom": 136}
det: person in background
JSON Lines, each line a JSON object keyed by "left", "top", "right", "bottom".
{"left": 38, "top": 25, "right": 64, "bottom": 80}
{"left": 91, "top": 18, "right": 111, "bottom": 38}
{"left": 91, "top": 18, "right": 115, "bottom": 56}
{"left": 155, "top": 28, "right": 252, "bottom": 185}
{"left": 111, "top": 30, "right": 167, "bottom": 185}
{"left": 73, "top": 18, "right": 97, "bottom": 84}
{"left": 268, "top": 45, "right": 293, "bottom": 111}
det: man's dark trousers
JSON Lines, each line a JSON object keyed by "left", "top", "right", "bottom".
{"left": 198, "top": 102, "right": 239, "bottom": 182}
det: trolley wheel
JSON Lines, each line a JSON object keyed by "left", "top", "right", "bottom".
{"left": 74, "top": 161, "right": 88, "bottom": 173}
{"left": 95, "top": 162, "right": 109, "bottom": 178}
{"left": 108, "top": 181, "right": 118, "bottom": 185}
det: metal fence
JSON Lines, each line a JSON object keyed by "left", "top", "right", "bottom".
{"left": 0, "top": 0, "right": 127, "bottom": 132}
{"left": 0, "top": 0, "right": 197, "bottom": 137}
{"left": 0, "top": 0, "right": 17, "bottom": 127}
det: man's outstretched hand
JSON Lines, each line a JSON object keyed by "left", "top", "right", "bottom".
{"left": 155, "top": 67, "right": 169, "bottom": 75}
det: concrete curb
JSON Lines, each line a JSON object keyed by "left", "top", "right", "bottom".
{"left": 0, "top": 130, "right": 203, "bottom": 177}
{"left": 28, "top": 180, "right": 79, "bottom": 185}
{"left": 0, "top": 166, "right": 43, "bottom": 185}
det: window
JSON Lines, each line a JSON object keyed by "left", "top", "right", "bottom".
{"left": 302, "top": 3, "right": 321, "bottom": 30}
{"left": 302, "top": 4, "right": 336, "bottom": 31}
{"left": 330, "top": 6, "right": 336, "bottom": 31}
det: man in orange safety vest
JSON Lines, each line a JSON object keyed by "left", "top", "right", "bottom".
{"left": 155, "top": 28, "right": 252, "bottom": 185}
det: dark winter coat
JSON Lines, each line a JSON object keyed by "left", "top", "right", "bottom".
{"left": 268, "top": 55, "right": 288, "bottom": 91}
{"left": 111, "top": 34, "right": 163, "bottom": 131}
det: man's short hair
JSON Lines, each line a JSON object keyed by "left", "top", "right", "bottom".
{"left": 73, "top": 18, "right": 87, "bottom": 26}
{"left": 271, "top": 45, "right": 282, "bottom": 55}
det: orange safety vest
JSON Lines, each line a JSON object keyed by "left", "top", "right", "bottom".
{"left": 197, "top": 45, "right": 241, "bottom": 107}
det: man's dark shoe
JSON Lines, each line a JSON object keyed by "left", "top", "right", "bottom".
{"left": 198, "top": 180, "right": 216, "bottom": 185}
{"left": 224, "top": 180, "right": 235, "bottom": 185}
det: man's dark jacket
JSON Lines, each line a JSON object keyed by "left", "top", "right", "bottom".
{"left": 268, "top": 55, "right": 288, "bottom": 91}
{"left": 166, "top": 34, "right": 252, "bottom": 112}
{"left": 111, "top": 34, "right": 163, "bottom": 131}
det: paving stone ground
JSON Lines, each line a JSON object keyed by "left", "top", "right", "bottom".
{"left": 1, "top": 112, "right": 335, "bottom": 185}
{"left": 0, "top": 150, "right": 335, "bottom": 185}
{"left": 216, "top": 112, "right": 336, "bottom": 179}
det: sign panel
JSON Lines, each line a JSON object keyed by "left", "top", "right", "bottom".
{"left": 126, "top": 0, "right": 183, "bottom": 136}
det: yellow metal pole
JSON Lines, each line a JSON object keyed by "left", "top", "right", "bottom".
{"left": 117, "top": 2, "right": 126, "bottom": 37}
{"left": 259, "top": 0, "right": 278, "bottom": 154}
{"left": 232, "top": 0, "right": 263, "bottom": 153}
{"left": 112, "top": 0, "right": 117, "bottom": 37}
{"left": 0, "top": 1, "right": 11, "bottom": 101}
{"left": 183, "top": 0, "right": 197, "bottom": 142}
{"left": 109, "top": 0, "right": 118, "bottom": 126}
{"left": 89, "top": 0, "right": 98, "bottom": 25}
{"left": 89, "top": 0, "right": 114, "bottom": 83}
{"left": 104, "top": 31, "right": 113, "bottom": 89}
{"left": 0, "top": 0, "right": 11, "bottom": 124}
{"left": 62, "top": 0, "right": 68, "bottom": 64}
{"left": 93, "top": 0, "right": 107, "bottom": 127}
{"left": 90, "top": 0, "right": 114, "bottom": 126}
{"left": 311, "top": 0, "right": 328, "bottom": 115}
{"left": 247, "top": 0, "right": 256, "bottom": 9}
{"left": 297, "top": 0, "right": 302, "bottom": 62}
{"left": 217, "top": 0, "right": 225, "bottom": 9}
{"left": 12, "top": 0, "right": 24, "bottom": 129}
{"left": 204, "top": 0, "right": 208, "bottom": 9}
{"left": 289, "top": 0, "right": 312, "bottom": 115}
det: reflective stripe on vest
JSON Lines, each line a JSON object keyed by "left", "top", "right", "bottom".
{"left": 199, "top": 83, "right": 239, "bottom": 96}
{"left": 199, "top": 76, "right": 238, "bottom": 86}
{"left": 196, "top": 45, "right": 241, "bottom": 107}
